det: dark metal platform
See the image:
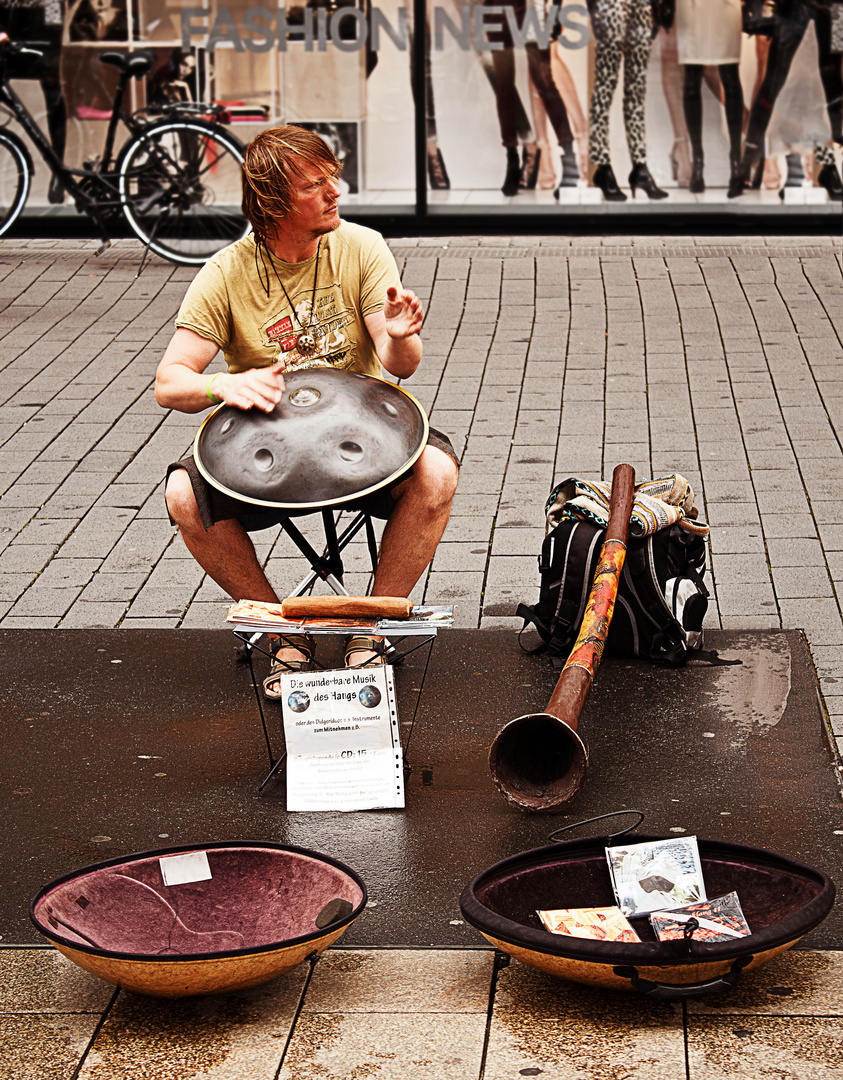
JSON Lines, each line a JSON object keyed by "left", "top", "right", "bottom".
{"left": 3, "top": 628, "right": 840, "bottom": 948}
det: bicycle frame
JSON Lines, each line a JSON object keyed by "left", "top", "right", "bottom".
{"left": 0, "top": 58, "right": 140, "bottom": 211}
{"left": 0, "top": 60, "right": 238, "bottom": 206}
{"left": 0, "top": 39, "right": 250, "bottom": 267}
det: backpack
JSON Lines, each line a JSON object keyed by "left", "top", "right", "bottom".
{"left": 516, "top": 517, "right": 709, "bottom": 669}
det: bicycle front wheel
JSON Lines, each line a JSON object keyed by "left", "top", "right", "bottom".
{"left": 0, "top": 130, "right": 31, "bottom": 238}
{"left": 119, "top": 119, "right": 249, "bottom": 266}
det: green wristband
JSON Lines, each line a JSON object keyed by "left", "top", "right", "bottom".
{"left": 206, "top": 373, "right": 223, "bottom": 404}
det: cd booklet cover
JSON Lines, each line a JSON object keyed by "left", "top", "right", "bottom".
{"left": 605, "top": 836, "right": 706, "bottom": 917}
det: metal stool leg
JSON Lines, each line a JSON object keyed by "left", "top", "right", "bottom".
{"left": 282, "top": 509, "right": 378, "bottom": 597}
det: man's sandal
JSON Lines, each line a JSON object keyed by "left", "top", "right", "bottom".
{"left": 263, "top": 635, "right": 314, "bottom": 700}
{"left": 344, "top": 635, "right": 386, "bottom": 668}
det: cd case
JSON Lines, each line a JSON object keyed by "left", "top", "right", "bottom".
{"left": 605, "top": 836, "right": 706, "bottom": 917}
{"left": 649, "top": 892, "right": 751, "bottom": 942}
{"left": 537, "top": 906, "right": 641, "bottom": 943}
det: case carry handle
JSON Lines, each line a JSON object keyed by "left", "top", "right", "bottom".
{"left": 613, "top": 956, "right": 753, "bottom": 1000}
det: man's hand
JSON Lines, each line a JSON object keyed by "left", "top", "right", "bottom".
{"left": 155, "top": 329, "right": 288, "bottom": 415}
{"left": 384, "top": 286, "right": 424, "bottom": 340}
{"left": 213, "top": 361, "right": 286, "bottom": 413}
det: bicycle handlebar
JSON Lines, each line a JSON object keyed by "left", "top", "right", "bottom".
{"left": 0, "top": 33, "right": 234, "bottom": 127}
{"left": 0, "top": 34, "right": 47, "bottom": 59}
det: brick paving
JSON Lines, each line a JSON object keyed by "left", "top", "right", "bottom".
{"left": 2, "top": 235, "right": 843, "bottom": 755}
{"left": 2, "top": 233, "right": 843, "bottom": 1077}
{"left": 2, "top": 947, "right": 842, "bottom": 1080}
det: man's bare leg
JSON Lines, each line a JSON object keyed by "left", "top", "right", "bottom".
{"left": 165, "top": 469, "right": 308, "bottom": 680}
{"left": 373, "top": 446, "right": 458, "bottom": 594}
{"left": 347, "top": 445, "right": 458, "bottom": 665}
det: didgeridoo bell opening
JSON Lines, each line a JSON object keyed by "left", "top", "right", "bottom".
{"left": 488, "top": 712, "right": 588, "bottom": 813}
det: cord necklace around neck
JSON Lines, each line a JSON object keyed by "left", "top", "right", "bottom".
{"left": 265, "top": 238, "right": 321, "bottom": 357}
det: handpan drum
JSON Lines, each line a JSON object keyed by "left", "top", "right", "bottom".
{"left": 193, "top": 367, "right": 429, "bottom": 510}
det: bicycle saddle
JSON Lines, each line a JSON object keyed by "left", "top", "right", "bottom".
{"left": 99, "top": 50, "right": 156, "bottom": 79}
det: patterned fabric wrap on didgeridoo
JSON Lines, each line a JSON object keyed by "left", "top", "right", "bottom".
{"left": 562, "top": 538, "right": 627, "bottom": 678}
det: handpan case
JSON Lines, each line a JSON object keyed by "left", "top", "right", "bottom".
{"left": 193, "top": 367, "right": 429, "bottom": 510}
{"left": 459, "top": 833, "right": 834, "bottom": 999}
{"left": 30, "top": 841, "right": 367, "bottom": 997}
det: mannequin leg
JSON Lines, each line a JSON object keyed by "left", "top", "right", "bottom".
{"left": 814, "top": 6, "right": 843, "bottom": 146}
{"left": 661, "top": 25, "right": 692, "bottom": 186}
{"left": 623, "top": 0, "right": 666, "bottom": 198}
{"left": 490, "top": 48, "right": 523, "bottom": 194}
{"left": 682, "top": 64, "right": 705, "bottom": 191}
{"left": 621, "top": 0, "right": 653, "bottom": 167}
{"left": 718, "top": 62, "right": 746, "bottom": 197}
{"left": 41, "top": 77, "right": 67, "bottom": 205}
{"left": 525, "top": 43, "right": 573, "bottom": 148}
{"left": 719, "top": 64, "right": 744, "bottom": 161}
{"left": 483, "top": 0, "right": 538, "bottom": 195}
{"left": 742, "top": 6, "right": 808, "bottom": 174}
{"left": 525, "top": 43, "right": 578, "bottom": 193}
{"left": 550, "top": 42, "right": 590, "bottom": 179}
{"left": 587, "top": 0, "right": 627, "bottom": 199}
{"left": 588, "top": 0, "right": 624, "bottom": 168}
{"left": 812, "top": 22, "right": 842, "bottom": 208}
{"left": 525, "top": 81, "right": 553, "bottom": 188}
{"left": 410, "top": 16, "right": 450, "bottom": 190}
{"left": 423, "top": 16, "right": 449, "bottom": 189}
{"left": 490, "top": 48, "right": 519, "bottom": 150}
{"left": 478, "top": 52, "right": 535, "bottom": 145}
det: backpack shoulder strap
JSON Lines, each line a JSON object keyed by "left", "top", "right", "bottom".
{"left": 517, "top": 519, "right": 604, "bottom": 656}
{"left": 619, "top": 534, "right": 688, "bottom": 666}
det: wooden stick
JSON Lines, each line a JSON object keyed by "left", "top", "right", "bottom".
{"left": 281, "top": 595, "right": 413, "bottom": 619}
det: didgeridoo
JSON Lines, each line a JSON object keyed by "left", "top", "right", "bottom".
{"left": 488, "top": 463, "right": 636, "bottom": 811}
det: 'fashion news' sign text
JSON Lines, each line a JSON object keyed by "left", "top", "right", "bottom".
{"left": 181, "top": 4, "right": 591, "bottom": 53}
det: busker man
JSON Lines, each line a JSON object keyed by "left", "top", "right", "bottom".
{"left": 155, "top": 125, "right": 459, "bottom": 697}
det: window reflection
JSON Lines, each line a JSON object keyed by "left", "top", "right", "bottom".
{"left": 0, "top": 0, "right": 838, "bottom": 211}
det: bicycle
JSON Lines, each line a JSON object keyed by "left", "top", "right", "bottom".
{"left": 0, "top": 34, "right": 254, "bottom": 266}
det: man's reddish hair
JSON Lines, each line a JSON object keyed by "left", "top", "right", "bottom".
{"left": 241, "top": 126, "right": 341, "bottom": 243}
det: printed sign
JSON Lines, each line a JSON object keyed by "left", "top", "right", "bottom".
{"left": 280, "top": 665, "right": 403, "bottom": 811}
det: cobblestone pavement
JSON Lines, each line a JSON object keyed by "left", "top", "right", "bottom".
{"left": 2, "top": 235, "right": 843, "bottom": 756}
{"left": 2, "top": 235, "right": 843, "bottom": 1079}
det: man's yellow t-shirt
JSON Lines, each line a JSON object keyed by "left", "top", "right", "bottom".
{"left": 175, "top": 222, "right": 401, "bottom": 377}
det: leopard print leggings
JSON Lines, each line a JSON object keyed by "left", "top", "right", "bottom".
{"left": 587, "top": 0, "right": 653, "bottom": 167}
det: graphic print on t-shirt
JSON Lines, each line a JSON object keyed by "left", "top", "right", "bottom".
{"left": 261, "top": 283, "right": 355, "bottom": 370}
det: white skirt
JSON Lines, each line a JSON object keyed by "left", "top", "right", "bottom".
{"left": 676, "top": 0, "right": 743, "bottom": 65}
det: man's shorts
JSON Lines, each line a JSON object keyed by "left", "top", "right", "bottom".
{"left": 166, "top": 427, "right": 458, "bottom": 533}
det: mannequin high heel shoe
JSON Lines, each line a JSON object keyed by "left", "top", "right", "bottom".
{"left": 778, "top": 153, "right": 806, "bottom": 200}
{"left": 669, "top": 137, "right": 691, "bottom": 187}
{"left": 591, "top": 163, "right": 627, "bottom": 202}
{"left": 817, "top": 163, "right": 843, "bottom": 201}
{"left": 629, "top": 163, "right": 668, "bottom": 200}
{"left": 502, "top": 147, "right": 521, "bottom": 196}
{"left": 519, "top": 144, "right": 541, "bottom": 190}
{"left": 727, "top": 159, "right": 746, "bottom": 199}
{"left": 742, "top": 143, "right": 764, "bottom": 190}
{"left": 554, "top": 143, "right": 579, "bottom": 200}
{"left": 689, "top": 157, "right": 705, "bottom": 194}
{"left": 730, "top": 152, "right": 754, "bottom": 198}
{"left": 427, "top": 146, "right": 450, "bottom": 190}
{"left": 536, "top": 144, "right": 557, "bottom": 189}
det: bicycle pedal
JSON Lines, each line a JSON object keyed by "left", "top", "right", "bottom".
{"left": 95, "top": 240, "right": 112, "bottom": 256}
